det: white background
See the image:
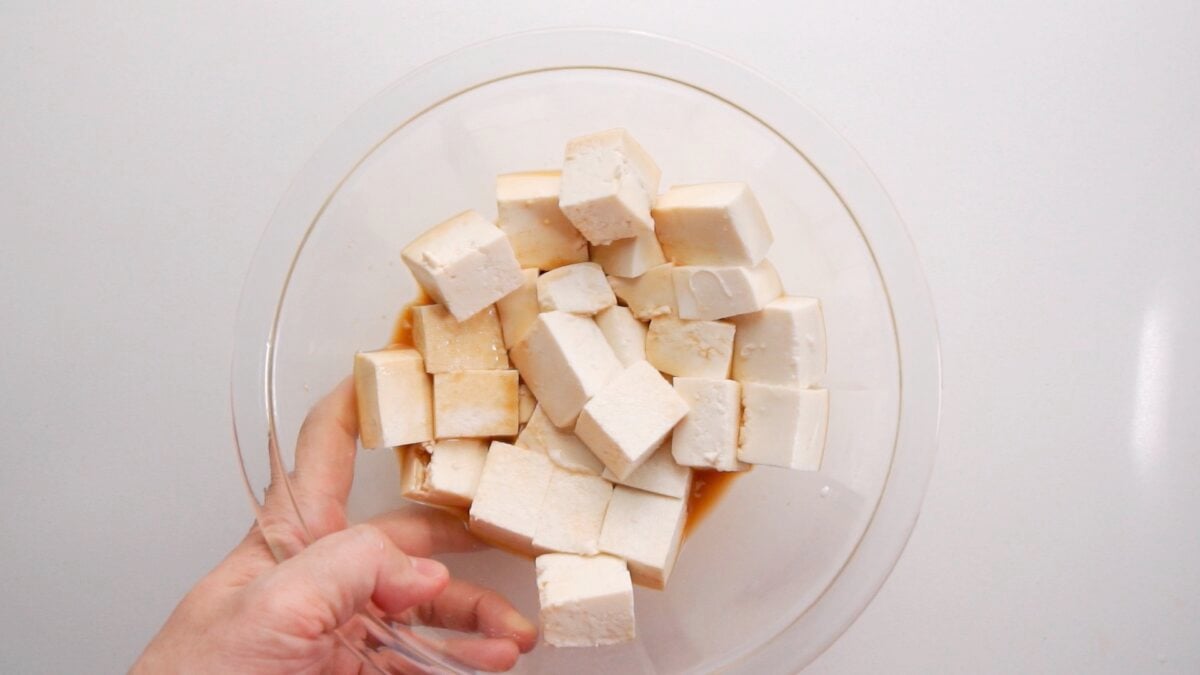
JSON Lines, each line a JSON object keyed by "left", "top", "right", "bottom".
{"left": 2, "top": 2, "right": 1198, "bottom": 673}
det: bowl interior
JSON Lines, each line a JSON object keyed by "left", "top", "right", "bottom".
{"left": 266, "top": 67, "right": 900, "bottom": 673}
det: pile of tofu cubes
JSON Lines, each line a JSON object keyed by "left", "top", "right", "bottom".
{"left": 353, "top": 129, "right": 827, "bottom": 647}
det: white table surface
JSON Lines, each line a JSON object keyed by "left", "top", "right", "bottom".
{"left": 3, "top": 2, "right": 1197, "bottom": 673}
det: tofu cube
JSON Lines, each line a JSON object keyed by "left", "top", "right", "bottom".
{"left": 401, "top": 210, "right": 525, "bottom": 321}
{"left": 354, "top": 349, "right": 433, "bottom": 448}
{"left": 672, "top": 260, "right": 783, "bottom": 321}
{"left": 496, "top": 268, "right": 540, "bottom": 348}
{"left": 574, "top": 361, "right": 689, "bottom": 480}
{"left": 397, "top": 439, "right": 489, "bottom": 509}
{"left": 599, "top": 486, "right": 687, "bottom": 589}
{"left": 607, "top": 263, "right": 677, "bottom": 320}
{"left": 536, "top": 262, "right": 616, "bottom": 315}
{"left": 732, "top": 296, "right": 827, "bottom": 387}
{"left": 652, "top": 182, "right": 774, "bottom": 267}
{"left": 535, "top": 553, "right": 635, "bottom": 647}
{"left": 590, "top": 219, "right": 666, "bottom": 278}
{"left": 645, "top": 316, "right": 736, "bottom": 379}
{"left": 496, "top": 171, "right": 589, "bottom": 270}
{"left": 738, "top": 385, "right": 829, "bottom": 470}
{"left": 509, "top": 312, "right": 622, "bottom": 428}
{"left": 602, "top": 442, "right": 692, "bottom": 498}
{"left": 412, "top": 304, "right": 508, "bottom": 373}
{"left": 594, "top": 305, "right": 647, "bottom": 367}
{"left": 469, "top": 442, "right": 555, "bottom": 554}
{"left": 671, "top": 378, "right": 745, "bottom": 471}
{"left": 559, "top": 129, "right": 662, "bottom": 245}
{"left": 516, "top": 405, "right": 604, "bottom": 475}
{"left": 518, "top": 382, "right": 536, "bottom": 424}
{"left": 433, "top": 370, "right": 518, "bottom": 438}
{"left": 532, "top": 469, "right": 614, "bottom": 555}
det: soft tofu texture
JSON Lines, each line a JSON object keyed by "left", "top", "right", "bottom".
{"left": 652, "top": 182, "right": 774, "bottom": 267}
{"left": 398, "top": 439, "right": 489, "bottom": 508}
{"left": 574, "top": 361, "right": 689, "bottom": 480}
{"left": 738, "top": 384, "right": 829, "bottom": 470}
{"left": 536, "top": 262, "right": 616, "bottom": 315}
{"left": 518, "top": 383, "right": 536, "bottom": 424}
{"left": 673, "top": 260, "right": 783, "bottom": 321}
{"left": 433, "top": 370, "right": 519, "bottom": 438}
{"left": 496, "top": 171, "right": 589, "bottom": 270}
{"left": 354, "top": 349, "right": 433, "bottom": 448}
{"left": 645, "top": 316, "right": 736, "bottom": 379}
{"left": 516, "top": 405, "right": 604, "bottom": 475}
{"left": 732, "top": 296, "right": 827, "bottom": 387}
{"left": 594, "top": 305, "right": 647, "bottom": 367}
{"left": 412, "top": 303, "right": 509, "bottom": 373}
{"left": 496, "top": 268, "right": 540, "bottom": 349}
{"left": 509, "top": 312, "right": 622, "bottom": 428}
{"left": 608, "top": 263, "right": 677, "bottom": 320}
{"left": 599, "top": 486, "right": 688, "bottom": 589}
{"left": 536, "top": 553, "right": 635, "bottom": 647}
{"left": 559, "top": 129, "right": 662, "bottom": 245}
{"left": 401, "top": 210, "right": 525, "bottom": 321}
{"left": 469, "top": 442, "right": 555, "bottom": 554}
{"left": 533, "top": 470, "right": 614, "bottom": 555}
{"left": 602, "top": 442, "right": 692, "bottom": 498}
{"left": 672, "top": 377, "right": 745, "bottom": 471}
{"left": 591, "top": 219, "right": 666, "bottom": 278}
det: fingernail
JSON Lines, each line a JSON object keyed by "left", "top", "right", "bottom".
{"left": 504, "top": 609, "right": 537, "bottom": 636}
{"left": 411, "top": 556, "right": 446, "bottom": 580}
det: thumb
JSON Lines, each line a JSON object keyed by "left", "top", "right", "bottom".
{"left": 245, "top": 524, "right": 450, "bottom": 636}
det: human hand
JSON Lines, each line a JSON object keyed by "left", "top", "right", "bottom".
{"left": 132, "top": 379, "right": 537, "bottom": 674}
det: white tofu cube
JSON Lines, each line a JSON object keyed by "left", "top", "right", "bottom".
{"left": 607, "top": 263, "right": 677, "bottom": 320}
{"left": 599, "top": 486, "right": 687, "bottom": 589}
{"left": 574, "top": 361, "right": 688, "bottom": 480}
{"left": 397, "top": 439, "right": 489, "bottom": 509}
{"left": 536, "top": 262, "right": 616, "bottom": 315}
{"left": 738, "top": 385, "right": 828, "bottom": 470}
{"left": 354, "top": 349, "right": 433, "bottom": 448}
{"left": 594, "top": 305, "right": 647, "bottom": 367}
{"left": 433, "top": 370, "right": 518, "bottom": 438}
{"left": 535, "top": 553, "right": 635, "bottom": 647}
{"left": 516, "top": 405, "right": 604, "bottom": 475}
{"left": 590, "top": 219, "right": 666, "bottom": 278}
{"left": 412, "top": 304, "right": 509, "bottom": 373}
{"left": 532, "top": 469, "right": 614, "bottom": 555}
{"left": 509, "top": 312, "right": 622, "bottom": 428}
{"left": 645, "top": 316, "right": 736, "bottom": 379}
{"left": 496, "top": 268, "right": 539, "bottom": 348}
{"left": 732, "top": 296, "right": 827, "bottom": 387}
{"left": 518, "top": 382, "right": 536, "bottom": 424}
{"left": 469, "top": 442, "right": 555, "bottom": 554}
{"left": 672, "top": 260, "right": 783, "bottom": 321}
{"left": 496, "top": 171, "right": 589, "bottom": 270}
{"left": 652, "top": 182, "right": 774, "bottom": 267}
{"left": 401, "top": 210, "right": 525, "bottom": 321}
{"left": 671, "top": 377, "right": 745, "bottom": 471}
{"left": 559, "top": 129, "right": 662, "bottom": 245}
{"left": 602, "top": 442, "right": 692, "bottom": 498}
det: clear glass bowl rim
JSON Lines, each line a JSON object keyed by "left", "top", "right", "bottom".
{"left": 230, "top": 26, "right": 943, "bottom": 673}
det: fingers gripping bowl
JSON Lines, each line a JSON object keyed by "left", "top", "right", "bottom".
{"left": 232, "top": 29, "right": 941, "bottom": 674}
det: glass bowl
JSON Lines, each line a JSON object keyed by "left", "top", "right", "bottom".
{"left": 232, "top": 28, "right": 941, "bottom": 674}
